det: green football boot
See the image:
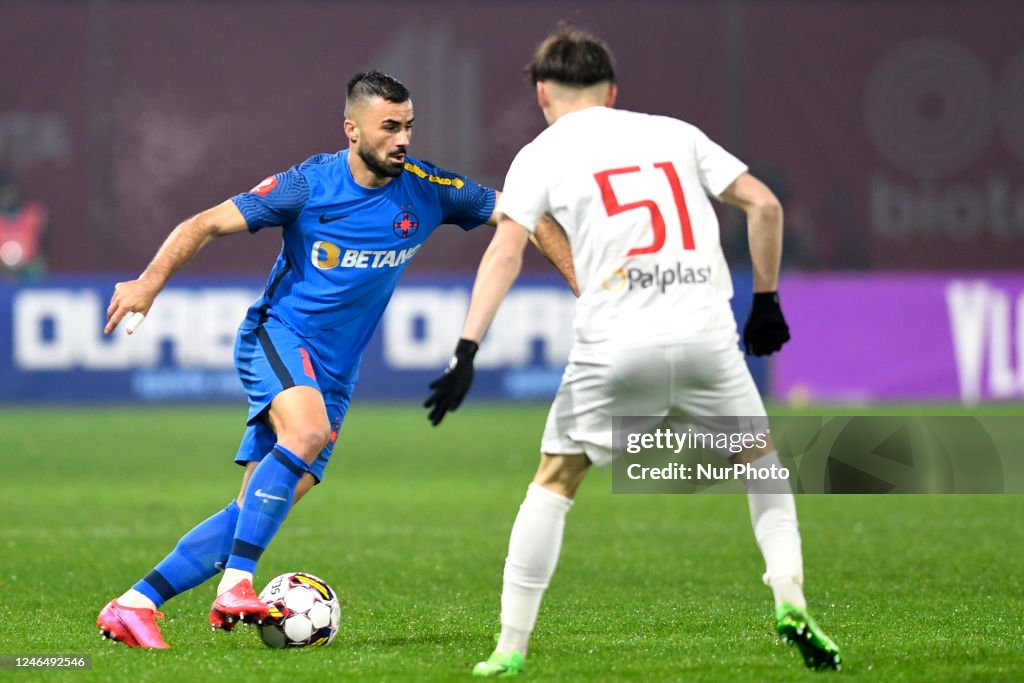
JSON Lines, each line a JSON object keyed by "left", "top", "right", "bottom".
{"left": 776, "top": 602, "right": 843, "bottom": 671}
{"left": 472, "top": 651, "right": 525, "bottom": 678}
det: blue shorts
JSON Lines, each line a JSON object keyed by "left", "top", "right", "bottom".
{"left": 233, "top": 316, "right": 354, "bottom": 483}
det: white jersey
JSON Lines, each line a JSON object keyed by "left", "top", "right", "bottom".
{"left": 498, "top": 106, "right": 747, "bottom": 344}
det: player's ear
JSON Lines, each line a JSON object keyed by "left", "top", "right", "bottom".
{"left": 343, "top": 118, "right": 359, "bottom": 145}
{"left": 536, "top": 81, "right": 548, "bottom": 109}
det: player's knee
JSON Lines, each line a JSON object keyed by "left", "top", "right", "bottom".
{"left": 533, "top": 454, "right": 589, "bottom": 499}
{"left": 279, "top": 423, "right": 331, "bottom": 464}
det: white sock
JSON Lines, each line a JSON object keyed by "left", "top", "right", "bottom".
{"left": 117, "top": 588, "right": 157, "bottom": 611}
{"left": 217, "top": 568, "right": 253, "bottom": 595}
{"left": 497, "top": 483, "right": 573, "bottom": 656}
{"left": 743, "top": 451, "right": 806, "bottom": 609}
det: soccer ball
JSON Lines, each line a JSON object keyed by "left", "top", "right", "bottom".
{"left": 256, "top": 572, "right": 341, "bottom": 648}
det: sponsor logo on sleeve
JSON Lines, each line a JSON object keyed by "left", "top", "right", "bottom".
{"left": 403, "top": 162, "right": 465, "bottom": 188}
{"left": 249, "top": 176, "right": 279, "bottom": 196}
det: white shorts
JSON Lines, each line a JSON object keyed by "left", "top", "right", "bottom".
{"left": 540, "top": 334, "right": 767, "bottom": 467}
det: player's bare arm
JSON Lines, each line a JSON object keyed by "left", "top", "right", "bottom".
{"left": 104, "top": 200, "right": 249, "bottom": 334}
{"left": 460, "top": 217, "right": 531, "bottom": 342}
{"left": 720, "top": 172, "right": 783, "bottom": 293}
{"left": 531, "top": 214, "right": 579, "bottom": 297}
{"left": 486, "top": 192, "right": 578, "bottom": 297}
{"left": 721, "top": 172, "right": 790, "bottom": 355}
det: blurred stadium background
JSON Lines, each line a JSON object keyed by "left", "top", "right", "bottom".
{"left": 2, "top": 3, "right": 1023, "bottom": 680}
{"left": 1, "top": 0, "right": 1021, "bottom": 407}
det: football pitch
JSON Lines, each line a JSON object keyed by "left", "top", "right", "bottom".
{"left": 2, "top": 404, "right": 1022, "bottom": 682}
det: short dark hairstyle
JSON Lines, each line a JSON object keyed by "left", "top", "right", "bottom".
{"left": 526, "top": 26, "right": 616, "bottom": 87}
{"left": 346, "top": 70, "right": 410, "bottom": 109}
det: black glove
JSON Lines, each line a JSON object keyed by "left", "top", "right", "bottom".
{"left": 424, "top": 338, "right": 479, "bottom": 426}
{"left": 743, "top": 292, "right": 790, "bottom": 356}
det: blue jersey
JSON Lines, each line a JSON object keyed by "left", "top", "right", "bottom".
{"left": 231, "top": 150, "right": 495, "bottom": 385}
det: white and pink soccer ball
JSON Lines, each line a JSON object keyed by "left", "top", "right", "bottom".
{"left": 256, "top": 572, "right": 341, "bottom": 648}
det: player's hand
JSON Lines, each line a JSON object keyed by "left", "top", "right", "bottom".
{"left": 743, "top": 292, "right": 790, "bottom": 356}
{"left": 424, "top": 339, "right": 479, "bottom": 426}
{"left": 105, "top": 278, "right": 159, "bottom": 335}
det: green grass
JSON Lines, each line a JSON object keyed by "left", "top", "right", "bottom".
{"left": 1, "top": 403, "right": 1023, "bottom": 681}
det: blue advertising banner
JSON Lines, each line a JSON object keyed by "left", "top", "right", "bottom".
{"left": 0, "top": 274, "right": 762, "bottom": 404}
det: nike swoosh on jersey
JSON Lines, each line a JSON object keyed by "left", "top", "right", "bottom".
{"left": 318, "top": 212, "right": 348, "bottom": 224}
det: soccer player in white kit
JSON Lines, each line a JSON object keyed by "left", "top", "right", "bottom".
{"left": 424, "top": 27, "right": 841, "bottom": 677}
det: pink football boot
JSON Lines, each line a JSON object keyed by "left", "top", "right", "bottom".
{"left": 209, "top": 578, "right": 270, "bottom": 631}
{"left": 97, "top": 599, "right": 171, "bottom": 649}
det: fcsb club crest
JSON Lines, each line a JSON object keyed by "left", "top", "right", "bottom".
{"left": 393, "top": 209, "right": 419, "bottom": 239}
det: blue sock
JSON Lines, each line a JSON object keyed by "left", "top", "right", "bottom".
{"left": 225, "top": 444, "right": 308, "bottom": 574}
{"left": 134, "top": 500, "right": 240, "bottom": 608}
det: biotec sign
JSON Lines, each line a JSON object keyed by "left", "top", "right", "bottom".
{"left": 864, "top": 39, "right": 1024, "bottom": 246}
{"left": 0, "top": 275, "right": 765, "bottom": 403}
{"left": 773, "top": 274, "right": 1024, "bottom": 404}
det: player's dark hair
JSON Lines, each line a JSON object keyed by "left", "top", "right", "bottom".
{"left": 346, "top": 70, "right": 410, "bottom": 108}
{"left": 526, "top": 26, "right": 616, "bottom": 87}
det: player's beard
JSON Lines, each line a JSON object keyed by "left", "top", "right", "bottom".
{"left": 358, "top": 147, "right": 405, "bottom": 179}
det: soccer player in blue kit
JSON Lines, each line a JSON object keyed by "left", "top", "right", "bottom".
{"left": 97, "top": 71, "right": 572, "bottom": 649}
